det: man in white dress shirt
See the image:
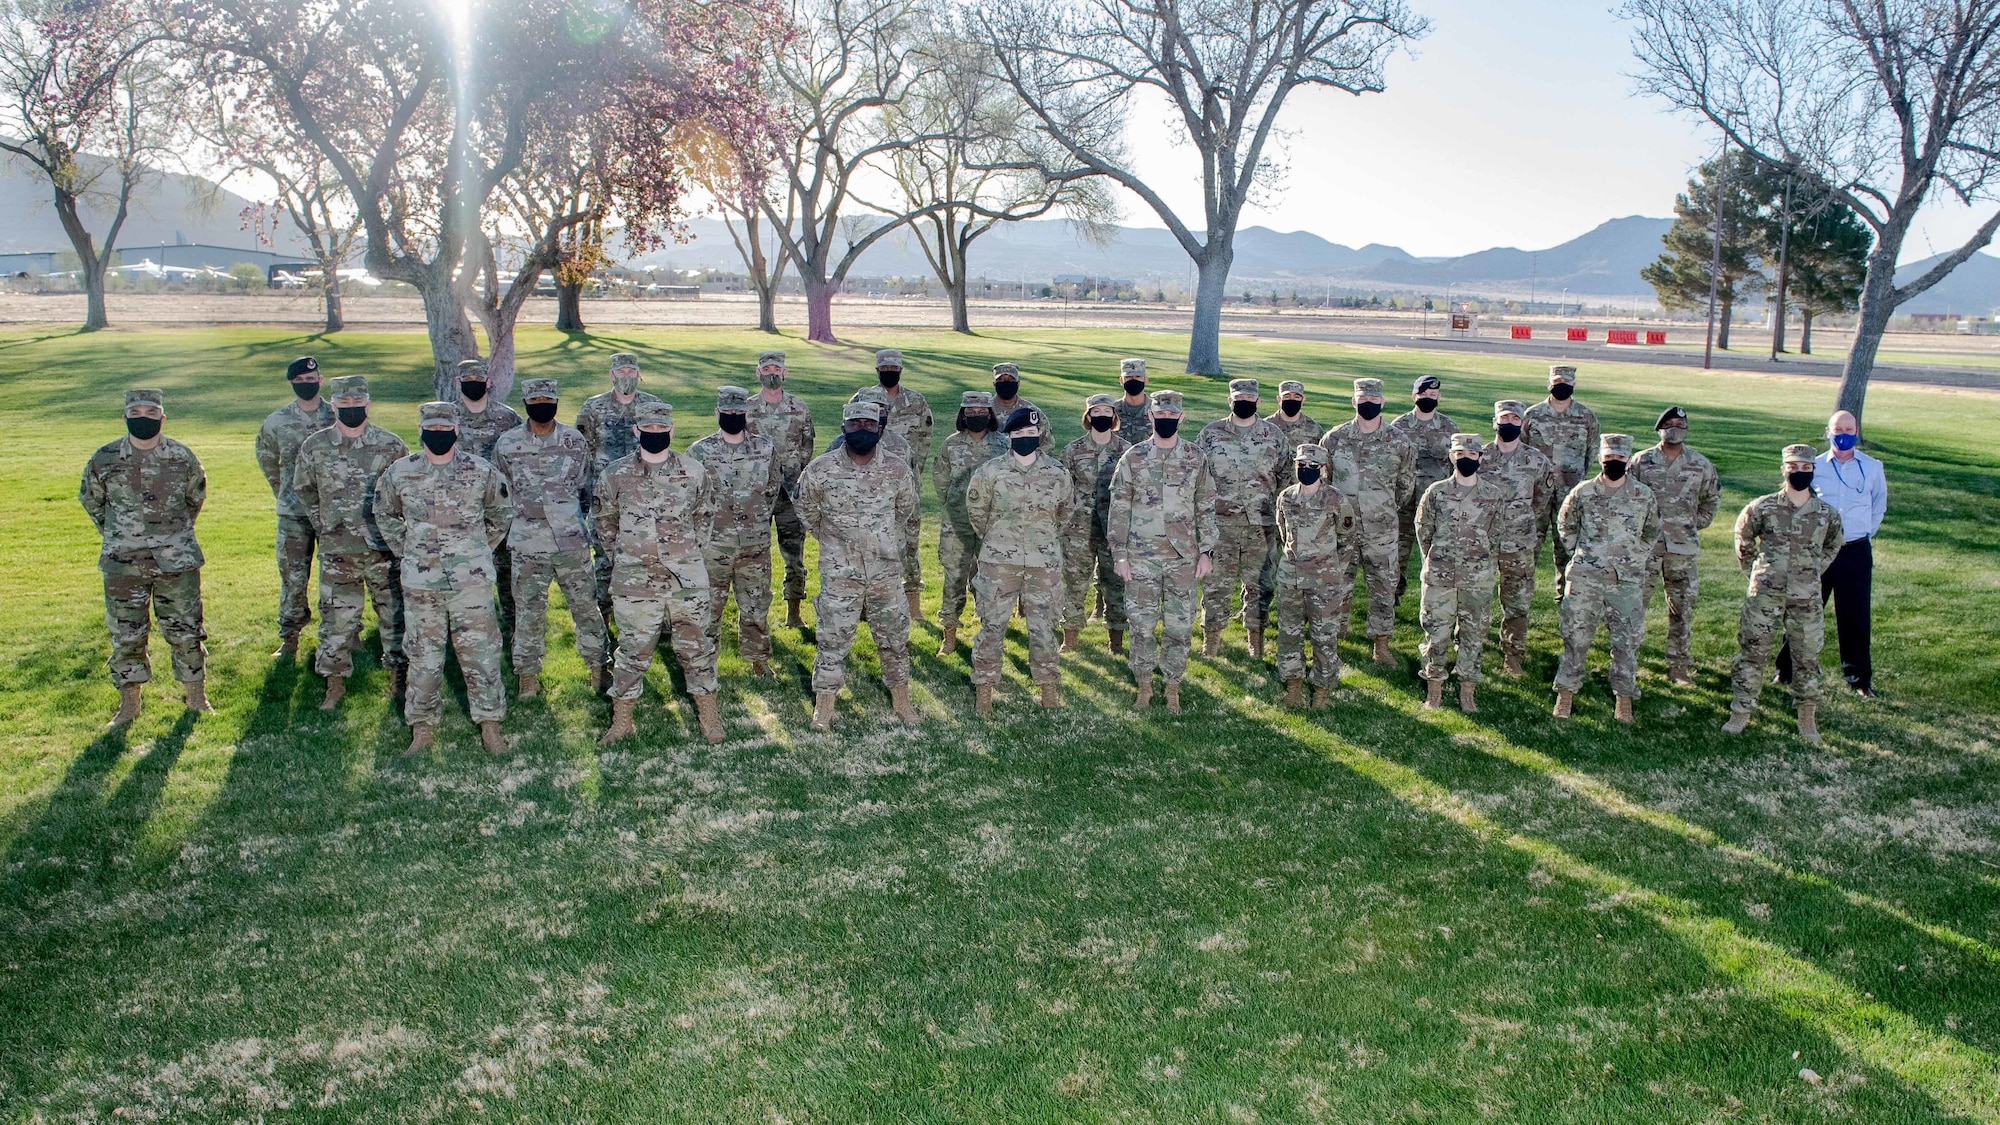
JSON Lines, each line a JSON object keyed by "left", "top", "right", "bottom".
{"left": 1777, "top": 409, "right": 1887, "bottom": 697}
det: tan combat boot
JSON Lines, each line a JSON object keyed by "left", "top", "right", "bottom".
{"left": 479, "top": 720, "right": 507, "bottom": 755}
{"left": 598, "top": 699, "right": 636, "bottom": 746}
{"left": 403, "top": 723, "right": 434, "bottom": 756}
{"left": 1373, "top": 636, "right": 1393, "bottom": 666}
{"left": 694, "top": 692, "right": 724, "bottom": 744}
{"left": 811, "top": 690, "right": 837, "bottom": 731}
{"left": 1312, "top": 685, "right": 1333, "bottom": 710}
{"left": 109, "top": 684, "right": 143, "bottom": 727}
{"left": 1163, "top": 681, "right": 1182, "bottom": 714}
{"left": 890, "top": 683, "right": 920, "bottom": 726}
{"left": 975, "top": 683, "right": 994, "bottom": 716}
{"left": 938, "top": 624, "right": 957, "bottom": 656}
{"left": 1504, "top": 652, "right": 1525, "bottom": 678}
{"left": 1039, "top": 682, "right": 1060, "bottom": 709}
{"left": 1459, "top": 681, "right": 1478, "bottom": 714}
{"left": 1134, "top": 680, "right": 1154, "bottom": 709}
{"left": 1061, "top": 627, "right": 1080, "bottom": 652}
{"left": 1202, "top": 632, "right": 1222, "bottom": 659}
{"left": 1668, "top": 661, "right": 1694, "bottom": 686}
{"left": 1552, "top": 689, "right": 1574, "bottom": 719}
{"left": 1796, "top": 704, "right": 1820, "bottom": 743}
{"left": 272, "top": 635, "right": 298, "bottom": 660}
{"left": 1284, "top": 678, "right": 1303, "bottom": 707}
{"left": 319, "top": 674, "right": 346, "bottom": 712}
{"left": 1721, "top": 709, "right": 1752, "bottom": 735}
{"left": 1108, "top": 629, "right": 1125, "bottom": 655}
{"left": 1423, "top": 679, "right": 1444, "bottom": 710}
{"left": 518, "top": 672, "right": 540, "bottom": 700}
{"left": 907, "top": 590, "right": 922, "bottom": 617}
{"left": 786, "top": 599, "right": 805, "bottom": 628}
{"left": 183, "top": 679, "right": 214, "bottom": 714}
{"left": 1614, "top": 695, "right": 1635, "bottom": 724}
{"left": 1248, "top": 629, "right": 1265, "bottom": 660}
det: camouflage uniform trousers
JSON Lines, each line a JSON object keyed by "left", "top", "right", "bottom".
{"left": 901, "top": 508, "right": 924, "bottom": 593}
{"left": 104, "top": 570, "right": 207, "bottom": 686}
{"left": 1553, "top": 568, "right": 1648, "bottom": 699}
{"left": 1343, "top": 521, "right": 1401, "bottom": 639}
{"left": 1124, "top": 555, "right": 1198, "bottom": 683}
{"left": 1645, "top": 547, "right": 1700, "bottom": 666}
{"left": 774, "top": 475, "right": 809, "bottom": 602}
{"left": 510, "top": 547, "right": 608, "bottom": 677}
{"left": 275, "top": 515, "right": 317, "bottom": 639}
{"left": 315, "top": 548, "right": 405, "bottom": 676}
{"left": 1202, "top": 522, "right": 1275, "bottom": 638}
{"left": 403, "top": 584, "right": 506, "bottom": 724}
{"left": 703, "top": 542, "right": 774, "bottom": 663}
{"left": 1730, "top": 593, "right": 1824, "bottom": 713}
{"left": 493, "top": 543, "right": 515, "bottom": 638}
{"left": 972, "top": 562, "right": 1062, "bottom": 687}
{"left": 1496, "top": 548, "right": 1538, "bottom": 662}
{"left": 610, "top": 584, "right": 719, "bottom": 700}
{"left": 1394, "top": 495, "right": 1422, "bottom": 605}
{"left": 938, "top": 529, "right": 979, "bottom": 628}
{"left": 1275, "top": 560, "right": 1347, "bottom": 688}
{"left": 813, "top": 571, "right": 911, "bottom": 692}
{"left": 1061, "top": 527, "right": 1126, "bottom": 632}
{"left": 1550, "top": 469, "right": 1585, "bottom": 599}
{"left": 1420, "top": 577, "right": 1494, "bottom": 684}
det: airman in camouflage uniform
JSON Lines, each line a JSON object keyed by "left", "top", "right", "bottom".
{"left": 932, "top": 391, "right": 1006, "bottom": 653}
{"left": 1060, "top": 394, "right": 1131, "bottom": 653}
{"left": 1319, "top": 377, "right": 1417, "bottom": 664}
{"left": 966, "top": 407, "right": 1074, "bottom": 711}
{"left": 1274, "top": 444, "right": 1351, "bottom": 710}
{"left": 576, "top": 352, "right": 662, "bottom": 619}
{"left": 490, "top": 377, "right": 608, "bottom": 699}
{"left": 256, "top": 356, "right": 332, "bottom": 657}
{"left": 1255, "top": 380, "right": 1321, "bottom": 631}
{"left": 1390, "top": 374, "right": 1458, "bottom": 606}
{"left": 796, "top": 402, "right": 923, "bottom": 731}
{"left": 1482, "top": 400, "right": 1558, "bottom": 676}
{"left": 688, "top": 386, "right": 781, "bottom": 675}
{"left": 1114, "top": 358, "right": 1154, "bottom": 446}
{"left": 452, "top": 357, "right": 523, "bottom": 632}
{"left": 1552, "top": 434, "right": 1661, "bottom": 724}
{"left": 864, "top": 348, "right": 933, "bottom": 610}
{"left": 1632, "top": 406, "right": 1721, "bottom": 684}
{"left": 989, "top": 362, "right": 1049, "bottom": 451}
{"left": 1415, "top": 433, "right": 1503, "bottom": 712}
{"left": 746, "top": 351, "right": 817, "bottom": 626}
{"left": 594, "top": 401, "right": 726, "bottom": 746}
{"left": 1722, "top": 445, "right": 1845, "bottom": 742}
{"left": 1196, "top": 378, "right": 1288, "bottom": 658}
{"left": 374, "top": 402, "right": 512, "bottom": 755}
{"left": 1525, "top": 365, "right": 1601, "bottom": 600}
{"left": 80, "top": 389, "right": 211, "bottom": 725}
{"left": 294, "top": 376, "right": 409, "bottom": 711}
{"left": 1109, "top": 390, "right": 1218, "bottom": 712}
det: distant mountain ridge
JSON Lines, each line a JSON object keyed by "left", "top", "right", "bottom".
{"left": 1, "top": 152, "right": 307, "bottom": 257}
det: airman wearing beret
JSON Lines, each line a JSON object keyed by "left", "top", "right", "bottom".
{"left": 1319, "top": 376, "right": 1417, "bottom": 665}
{"left": 1631, "top": 405, "right": 1721, "bottom": 684}
{"left": 1553, "top": 433, "right": 1661, "bottom": 723}
{"left": 1722, "top": 444, "right": 1844, "bottom": 741}
{"left": 257, "top": 356, "right": 333, "bottom": 657}
{"left": 965, "top": 405, "right": 1074, "bottom": 711}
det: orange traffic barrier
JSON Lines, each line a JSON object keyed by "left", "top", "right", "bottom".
{"left": 1645, "top": 330, "right": 1667, "bottom": 345}
{"left": 1511, "top": 325, "right": 1531, "bottom": 339}
{"left": 1607, "top": 329, "right": 1639, "bottom": 345}
{"left": 1566, "top": 327, "right": 1588, "bottom": 342}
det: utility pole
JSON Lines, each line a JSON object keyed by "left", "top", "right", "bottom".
{"left": 1770, "top": 164, "right": 1795, "bottom": 361}
{"left": 1704, "top": 138, "right": 1729, "bottom": 370}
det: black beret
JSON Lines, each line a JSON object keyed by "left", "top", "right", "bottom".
{"left": 1655, "top": 406, "right": 1688, "bottom": 429}
{"left": 1003, "top": 406, "right": 1042, "bottom": 433}
{"left": 1413, "top": 375, "right": 1442, "bottom": 395}
{"left": 286, "top": 356, "right": 319, "bottom": 379}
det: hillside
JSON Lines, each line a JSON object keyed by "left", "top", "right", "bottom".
{"left": 1895, "top": 250, "right": 2000, "bottom": 316}
{"left": 0, "top": 154, "right": 304, "bottom": 257}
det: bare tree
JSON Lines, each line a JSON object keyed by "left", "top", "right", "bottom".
{"left": 982, "top": 0, "right": 1425, "bottom": 373}
{"left": 685, "top": 120, "right": 791, "bottom": 333}
{"left": 1625, "top": 0, "right": 2000, "bottom": 423}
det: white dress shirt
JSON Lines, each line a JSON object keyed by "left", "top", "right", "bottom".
{"left": 1813, "top": 448, "right": 1887, "bottom": 542}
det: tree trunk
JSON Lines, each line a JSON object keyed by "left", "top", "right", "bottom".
{"left": 1837, "top": 241, "right": 1903, "bottom": 426}
{"left": 805, "top": 278, "right": 837, "bottom": 343}
{"left": 53, "top": 189, "right": 110, "bottom": 331}
{"left": 321, "top": 267, "right": 345, "bottom": 334}
{"left": 1186, "top": 247, "right": 1234, "bottom": 375}
{"left": 755, "top": 282, "right": 778, "bottom": 333}
{"left": 1717, "top": 292, "right": 1734, "bottom": 350}
{"left": 1800, "top": 310, "right": 1814, "bottom": 355}
{"left": 948, "top": 278, "right": 970, "bottom": 334}
{"left": 555, "top": 279, "right": 585, "bottom": 331}
{"left": 81, "top": 262, "right": 110, "bottom": 332}
{"left": 418, "top": 272, "right": 481, "bottom": 399}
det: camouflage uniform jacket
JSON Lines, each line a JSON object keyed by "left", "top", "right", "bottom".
{"left": 1415, "top": 477, "right": 1503, "bottom": 584}
{"left": 1115, "top": 398, "right": 1154, "bottom": 447}
{"left": 455, "top": 400, "right": 523, "bottom": 461}
{"left": 1524, "top": 400, "right": 1602, "bottom": 480}
{"left": 1734, "top": 492, "right": 1844, "bottom": 599}
{"left": 880, "top": 386, "right": 935, "bottom": 474}
{"left": 1319, "top": 421, "right": 1416, "bottom": 527}
{"left": 594, "top": 450, "right": 715, "bottom": 593}
{"left": 374, "top": 452, "right": 511, "bottom": 592}
{"left": 1108, "top": 440, "right": 1218, "bottom": 565}
{"left": 933, "top": 429, "right": 1008, "bottom": 542}
{"left": 1275, "top": 484, "right": 1346, "bottom": 565}
{"left": 687, "top": 431, "right": 779, "bottom": 549}
{"left": 1268, "top": 409, "right": 1323, "bottom": 482}
{"left": 795, "top": 446, "right": 919, "bottom": 580}
{"left": 256, "top": 399, "right": 333, "bottom": 519}
{"left": 490, "top": 422, "right": 592, "bottom": 555}
{"left": 1197, "top": 417, "right": 1289, "bottom": 526}
{"left": 294, "top": 424, "right": 411, "bottom": 556}
{"left": 745, "top": 391, "right": 816, "bottom": 479}
{"left": 80, "top": 436, "right": 207, "bottom": 576}
{"left": 576, "top": 390, "right": 663, "bottom": 485}
{"left": 1060, "top": 432, "right": 1131, "bottom": 537}
{"left": 1632, "top": 445, "right": 1721, "bottom": 556}
{"left": 966, "top": 453, "right": 1074, "bottom": 568}
{"left": 1479, "top": 441, "right": 1559, "bottom": 554}
{"left": 1389, "top": 408, "right": 1461, "bottom": 493}
{"left": 1556, "top": 478, "right": 1661, "bottom": 583}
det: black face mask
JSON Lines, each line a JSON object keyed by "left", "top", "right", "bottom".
{"left": 420, "top": 429, "right": 457, "bottom": 455}
{"left": 1296, "top": 465, "right": 1321, "bottom": 486}
{"left": 292, "top": 380, "right": 320, "bottom": 400}
{"left": 125, "top": 415, "right": 161, "bottom": 440}
{"left": 1232, "top": 400, "right": 1258, "bottom": 419}
{"left": 459, "top": 379, "right": 488, "bottom": 402}
{"left": 1089, "top": 414, "right": 1116, "bottom": 433}
{"left": 964, "top": 414, "right": 991, "bottom": 433}
{"left": 878, "top": 369, "right": 900, "bottom": 389}
{"left": 1496, "top": 422, "right": 1522, "bottom": 443}
{"left": 526, "top": 401, "right": 559, "bottom": 424}
{"left": 1153, "top": 417, "right": 1180, "bottom": 439}
{"left": 1123, "top": 378, "right": 1146, "bottom": 397}
{"left": 718, "top": 413, "right": 747, "bottom": 435}
{"left": 1601, "top": 460, "right": 1626, "bottom": 481}
{"left": 1280, "top": 399, "right": 1301, "bottom": 417}
{"left": 1010, "top": 435, "right": 1039, "bottom": 456}
{"left": 1356, "top": 401, "right": 1383, "bottom": 421}
{"left": 637, "top": 429, "right": 672, "bottom": 454}
{"left": 844, "top": 428, "right": 880, "bottom": 455}
{"left": 1416, "top": 397, "right": 1440, "bottom": 414}
{"left": 1549, "top": 384, "right": 1574, "bottom": 401}
{"left": 994, "top": 379, "right": 1019, "bottom": 401}
{"left": 1455, "top": 457, "right": 1480, "bottom": 477}
{"left": 337, "top": 405, "right": 369, "bottom": 429}
{"left": 1787, "top": 470, "right": 1816, "bottom": 492}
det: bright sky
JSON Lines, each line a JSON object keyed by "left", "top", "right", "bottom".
{"left": 1113, "top": 0, "right": 1994, "bottom": 262}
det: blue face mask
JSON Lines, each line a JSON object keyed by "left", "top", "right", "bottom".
{"left": 1831, "top": 432, "right": 1858, "bottom": 451}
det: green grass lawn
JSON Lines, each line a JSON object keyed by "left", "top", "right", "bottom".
{"left": 1, "top": 323, "right": 1997, "bottom": 1122}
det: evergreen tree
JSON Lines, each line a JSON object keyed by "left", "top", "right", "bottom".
{"left": 1641, "top": 148, "right": 1764, "bottom": 348}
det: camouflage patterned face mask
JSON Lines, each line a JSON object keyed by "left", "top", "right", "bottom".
{"left": 612, "top": 372, "right": 640, "bottom": 395}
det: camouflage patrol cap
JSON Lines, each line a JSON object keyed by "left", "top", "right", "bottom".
{"left": 456, "top": 357, "right": 488, "bottom": 377}
{"left": 1149, "top": 390, "right": 1185, "bottom": 414}
{"left": 520, "top": 378, "right": 558, "bottom": 401}
{"left": 1549, "top": 364, "right": 1578, "bottom": 385}
{"left": 1352, "top": 378, "right": 1385, "bottom": 398}
{"left": 1494, "top": 399, "right": 1529, "bottom": 421}
{"left": 124, "top": 388, "right": 163, "bottom": 409}
{"left": 1228, "top": 378, "right": 1260, "bottom": 399}
{"left": 1279, "top": 380, "right": 1305, "bottom": 396}
{"left": 1782, "top": 443, "right": 1818, "bottom": 464}
{"left": 609, "top": 352, "right": 641, "bottom": 372}
{"left": 1003, "top": 406, "right": 1043, "bottom": 433}
{"left": 992, "top": 362, "right": 1020, "bottom": 378}
{"left": 1450, "top": 432, "right": 1485, "bottom": 454}
{"left": 851, "top": 385, "right": 891, "bottom": 407}
{"left": 756, "top": 350, "right": 786, "bottom": 368}
{"left": 1599, "top": 433, "right": 1633, "bottom": 459}
{"left": 1294, "top": 443, "right": 1329, "bottom": 467}
{"left": 960, "top": 391, "right": 995, "bottom": 409}
{"left": 633, "top": 401, "right": 673, "bottom": 428}
{"left": 328, "top": 375, "right": 370, "bottom": 400}
{"left": 286, "top": 356, "right": 318, "bottom": 379}
{"left": 716, "top": 385, "right": 750, "bottom": 410}
{"left": 1084, "top": 393, "right": 1116, "bottom": 410}
{"left": 1121, "top": 358, "right": 1146, "bottom": 378}
{"left": 875, "top": 349, "right": 903, "bottom": 369}
{"left": 418, "top": 401, "right": 459, "bottom": 427}
{"left": 841, "top": 401, "right": 880, "bottom": 423}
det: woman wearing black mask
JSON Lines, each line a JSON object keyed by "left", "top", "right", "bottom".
{"left": 1480, "top": 399, "right": 1558, "bottom": 677}
{"left": 685, "top": 386, "right": 782, "bottom": 679}
{"left": 1551, "top": 433, "right": 1660, "bottom": 725}
{"left": 1059, "top": 395, "right": 1133, "bottom": 655}
{"left": 1273, "top": 443, "right": 1349, "bottom": 711}
{"left": 963, "top": 408, "right": 1074, "bottom": 713}
{"left": 1107, "top": 390, "right": 1216, "bottom": 713}
{"left": 1413, "top": 433, "right": 1501, "bottom": 714}
{"left": 932, "top": 391, "right": 1008, "bottom": 653}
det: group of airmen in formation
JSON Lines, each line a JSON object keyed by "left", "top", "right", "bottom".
{"left": 82, "top": 349, "right": 1849, "bottom": 754}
